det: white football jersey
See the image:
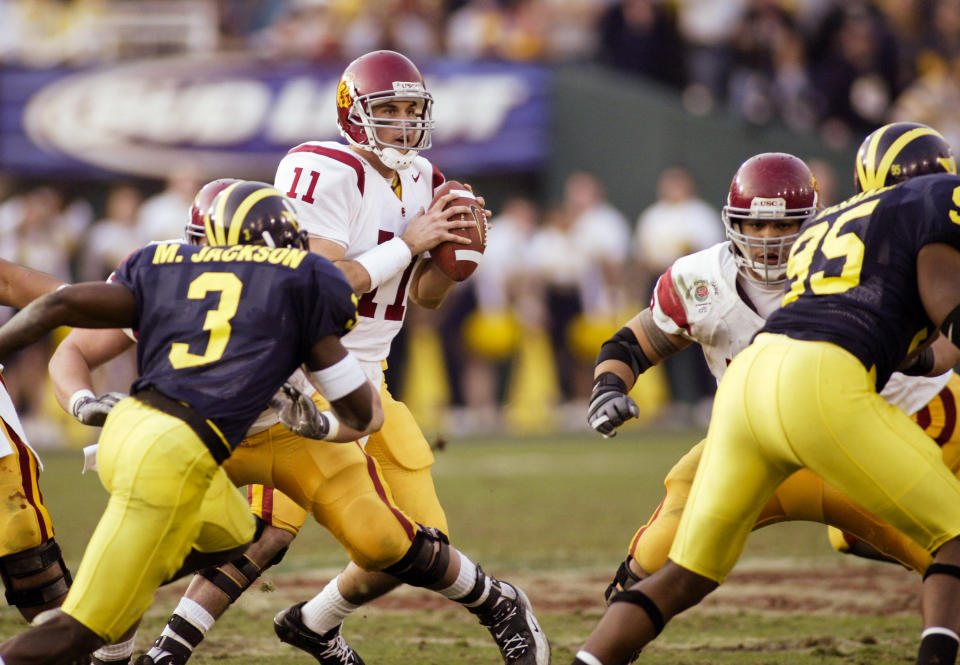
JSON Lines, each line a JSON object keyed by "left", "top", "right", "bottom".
{"left": 0, "top": 380, "right": 38, "bottom": 466}
{"left": 651, "top": 241, "right": 950, "bottom": 415}
{"left": 275, "top": 141, "right": 441, "bottom": 362}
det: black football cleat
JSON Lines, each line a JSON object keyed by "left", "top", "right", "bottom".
{"left": 472, "top": 580, "right": 551, "bottom": 665}
{"left": 274, "top": 602, "right": 365, "bottom": 665}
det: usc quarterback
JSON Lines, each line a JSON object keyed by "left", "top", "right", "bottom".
{"left": 576, "top": 124, "right": 960, "bottom": 665}
{"left": 51, "top": 51, "right": 550, "bottom": 665}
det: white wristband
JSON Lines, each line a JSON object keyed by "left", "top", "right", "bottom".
{"left": 355, "top": 237, "right": 412, "bottom": 290}
{"left": 311, "top": 353, "right": 367, "bottom": 401}
{"left": 320, "top": 410, "right": 341, "bottom": 441}
{"left": 69, "top": 389, "right": 95, "bottom": 418}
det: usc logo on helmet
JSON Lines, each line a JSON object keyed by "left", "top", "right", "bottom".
{"left": 337, "top": 78, "right": 353, "bottom": 110}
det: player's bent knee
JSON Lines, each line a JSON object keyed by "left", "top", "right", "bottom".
{"left": 250, "top": 518, "right": 294, "bottom": 568}
{"left": 334, "top": 496, "right": 418, "bottom": 571}
{"left": 382, "top": 526, "right": 450, "bottom": 588}
{"left": 0, "top": 539, "right": 71, "bottom": 609}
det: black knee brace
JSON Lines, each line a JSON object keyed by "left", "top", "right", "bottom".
{"left": 382, "top": 526, "right": 451, "bottom": 588}
{"left": 609, "top": 589, "right": 665, "bottom": 636}
{"left": 604, "top": 557, "right": 643, "bottom": 605}
{"left": 198, "top": 553, "right": 262, "bottom": 603}
{"left": 923, "top": 563, "right": 960, "bottom": 582}
{"left": 0, "top": 539, "right": 72, "bottom": 608}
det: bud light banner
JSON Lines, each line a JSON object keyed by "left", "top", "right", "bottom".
{"left": 2, "top": 56, "right": 549, "bottom": 180}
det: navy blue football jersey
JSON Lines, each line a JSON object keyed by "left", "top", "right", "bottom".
{"left": 112, "top": 242, "right": 358, "bottom": 448}
{"left": 763, "top": 173, "right": 960, "bottom": 389}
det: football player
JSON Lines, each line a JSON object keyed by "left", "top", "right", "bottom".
{"left": 0, "top": 183, "right": 382, "bottom": 665}
{"left": 0, "top": 262, "right": 74, "bottom": 624}
{"left": 136, "top": 49, "right": 549, "bottom": 665}
{"left": 575, "top": 125, "right": 960, "bottom": 665}
{"left": 593, "top": 126, "right": 960, "bottom": 613}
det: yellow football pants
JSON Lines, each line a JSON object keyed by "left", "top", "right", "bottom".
{"left": 242, "top": 383, "right": 450, "bottom": 548}
{"left": 669, "top": 335, "right": 960, "bottom": 583}
{"left": 0, "top": 418, "right": 54, "bottom": 558}
{"left": 628, "top": 370, "right": 960, "bottom": 577}
{"left": 62, "top": 398, "right": 254, "bottom": 641}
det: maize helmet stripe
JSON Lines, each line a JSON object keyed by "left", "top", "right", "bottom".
{"left": 227, "top": 186, "right": 280, "bottom": 246}
{"left": 856, "top": 122, "right": 957, "bottom": 192}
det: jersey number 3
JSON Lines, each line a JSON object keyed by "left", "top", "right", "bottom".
{"left": 782, "top": 199, "right": 878, "bottom": 306}
{"left": 169, "top": 272, "right": 243, "bottom": 369}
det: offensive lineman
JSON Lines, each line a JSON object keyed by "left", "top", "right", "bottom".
{"left": 576, "top": 126, "right": 960, "bottom": 665}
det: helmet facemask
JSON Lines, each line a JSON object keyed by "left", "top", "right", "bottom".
{"left": 341, "top": 85, "right": 434, "bottom": 171}
{"left": 722, "top": 198, "right": 810, "bottom": 285}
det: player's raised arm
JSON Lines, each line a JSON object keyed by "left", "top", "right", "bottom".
{"left": 0, "top": 282, "right": 136, "bottom": 361}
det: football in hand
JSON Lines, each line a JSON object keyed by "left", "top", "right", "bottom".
{"left": 429, "top": 180, "right": 487, "bottom": 281}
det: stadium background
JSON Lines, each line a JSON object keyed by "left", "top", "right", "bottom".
{"left": 1, "top": 0, "right": 956, "bottom": 448}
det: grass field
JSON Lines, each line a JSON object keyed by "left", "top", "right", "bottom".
{"left": 0, "top": 428, "right": 926, "bottom": 664}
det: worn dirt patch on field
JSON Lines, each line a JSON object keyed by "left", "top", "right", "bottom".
{"left": 225, "top": 561, "right": 919, "bottom": 617}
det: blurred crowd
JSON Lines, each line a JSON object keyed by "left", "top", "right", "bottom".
{"left": 4, "top": 0, "right": 960, "bottom": 148}
{"left": 0, "top": 161, "right": 800, "bottom": 443}
{"left": 1, "top": 0, "right": 955, "bottom": 442}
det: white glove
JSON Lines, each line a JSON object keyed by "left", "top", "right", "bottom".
{"left": 69, "top": 390, "right": 127, "bottom": 427}
{"left": 269, "top": 382, "right": 338, "bottom": 440}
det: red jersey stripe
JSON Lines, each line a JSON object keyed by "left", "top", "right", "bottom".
{"left": 287, "top": 145, "right": 365, "bottom": 195}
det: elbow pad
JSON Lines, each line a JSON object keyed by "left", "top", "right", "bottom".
{"left": 596, "top": 326, "right": 653, "bottom": 377}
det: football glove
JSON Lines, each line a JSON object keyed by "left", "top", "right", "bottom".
{"left": 588, "top": 373, "right": 639, "bottom": 438}
{"left": 69, "top": 390, "right": 126, "bottom": 427}
{"left": 269, "top": 382, "right": 332, "bottom": 440}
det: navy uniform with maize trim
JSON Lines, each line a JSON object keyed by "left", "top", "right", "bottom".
{"left": 573, "top": 143, "right": 960, "bottom": 665}
{"left": 0, "top": 183, "right": 377, "bottom": 665}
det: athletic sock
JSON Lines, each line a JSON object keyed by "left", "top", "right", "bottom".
{"left": 300, "top": 575, "right": 361, "bottom": 635}
{"left": 147, "top": 598, "right": 215, "bottom": 663}
{"left": 91, "top": 635, "right": 136, "bottom": 665}
{"left": 917, "top": 626, "right": 960, "bottom": 665}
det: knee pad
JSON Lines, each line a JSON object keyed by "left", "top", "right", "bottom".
{"left": 198, "top": 553, "right": 262, "bottom": 603}
{"left": 609, "top": 589, "right": 665, "bottom": 636}
{"left": 382, "top": 525, "right": 450, "bottom": 588}
{"left": 0, "top": 539, "right": 72, "bottom": 608}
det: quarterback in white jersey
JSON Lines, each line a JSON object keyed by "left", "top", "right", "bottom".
{"left": 588, "top": 153, "right": 960, "bottom": 612}
{"left": 126, "top": 51, "right": 550, "bottom": 665}
{"left": 275, "top": 141, "right": 441, "bottom": 365}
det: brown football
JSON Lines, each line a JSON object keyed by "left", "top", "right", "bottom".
{"left": 429, "top": 180, "right": 487, "bottom": 281}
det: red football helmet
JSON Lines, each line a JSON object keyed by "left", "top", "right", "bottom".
{"left": 336, "top": 50, "right": 434, "bottom": 171}
{"left": 722, "top": 153, "right": 819, "bottom": 284}
{"left": 186, "top": 178, "right": 241, "bottom": 244}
